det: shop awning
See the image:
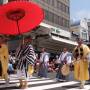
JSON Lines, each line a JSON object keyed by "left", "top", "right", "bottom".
{"left": 51, "top": 36, "right": 78, "bottom": 46}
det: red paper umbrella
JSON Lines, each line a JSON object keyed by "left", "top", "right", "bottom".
{"left": 0, "top": 1, "right": 44, "bottom": 35}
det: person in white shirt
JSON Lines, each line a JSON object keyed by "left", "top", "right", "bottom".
{"left": 38, "top": 48, "right": 49, "bottom": 78}
{"left": 56, "top": 47, "right": 72, "bottom": 81}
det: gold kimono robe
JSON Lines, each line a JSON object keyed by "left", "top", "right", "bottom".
{"left": 73, "top": 44, "right": 90, "bottom": 81}
{"left": 0, "top": 44, "right": 9, "bottom": 79}
{"left": 28, "top": 65, "right": 34, "bottom": 76}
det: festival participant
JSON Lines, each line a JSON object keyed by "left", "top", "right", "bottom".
{"left": 0, "top": 36, "right": 9, "bottom": 84}
{"left": 16, "top": 36, "right": 36, "bottom": 89}
{"left": 38, "top": 48, "right": 49, "bottom": 78}
{"left": 73, "top": 38, "right": 90, "bottom": 89}
{"left": 56, "top": 47, "right": 72, "bottom": 81}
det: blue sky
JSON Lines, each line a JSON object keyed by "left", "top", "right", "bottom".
{"left": 70, "top": 0, "right": 90, "bottom": 21}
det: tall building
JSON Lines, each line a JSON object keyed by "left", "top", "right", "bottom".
{"left": 29, "top": 0, "right": 77, "bottom": 53}
{"left": 31, "top": 0, "right": 70, "bottom": 31}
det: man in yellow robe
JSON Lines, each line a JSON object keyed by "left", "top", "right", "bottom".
{"left": 0, "top": 36, "right": 9, "bottom": 84}
{"left": 73, "top": 38, "right": 90, "bottom": 89}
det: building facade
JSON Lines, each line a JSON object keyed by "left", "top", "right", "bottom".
{"left": 29, "top": 0, "right": 75, "bottom": 53}
{"left": 87, "top": 19, "right": 90, "bottom": 42}
{"left": 32, "top": 0, "right": 70, "bottom": 31}
{"left": 70, "top": 18, "right": 89, "bottom": 42}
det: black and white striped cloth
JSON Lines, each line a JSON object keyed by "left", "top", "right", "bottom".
{"left": 16, "top": 44, "right": 36, "bottom": 70}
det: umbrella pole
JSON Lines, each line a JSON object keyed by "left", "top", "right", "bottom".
{"left": 16, "top": 20, "right": 21, "bottom": 35}
{"left": 22, "top": 36, "right": 25, "bottom": 45}
{"left": 16, "top": 20, "right": 25, "bottom": 44}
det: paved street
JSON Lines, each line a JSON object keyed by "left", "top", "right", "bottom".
{"left": 0, "top": 73, "right": 90, "bottom": 90}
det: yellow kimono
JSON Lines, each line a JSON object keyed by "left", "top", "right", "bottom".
{"left": 73, "top": 44, "right": 90, "bottom": 81}
{"left": 28, "top": 65, "right": 34, "bottom": 76}
{"left": 0, "top": 44, "right": 9, "bottom": 80}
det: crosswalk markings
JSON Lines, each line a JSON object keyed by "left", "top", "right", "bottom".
{"left": 26, "top": 81, "right": 79, "bottom": 90}
{"left": 67, "top": 85, "right": 90, "bottom": 90}
{"left": 0, "top": 78, "right": 51, "bottom": 84}
{"left": 0, "top": 74, "right": 90, "bottom": 90}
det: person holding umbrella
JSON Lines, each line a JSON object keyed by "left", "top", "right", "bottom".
{"left": 16, "top": 36, "right": 36, "bottom": 89}
{"left": 0, "top": 35, "right": 9, "bottom": 85}
{"left": 0, "top": 1, "right": 44, "bottom": 88}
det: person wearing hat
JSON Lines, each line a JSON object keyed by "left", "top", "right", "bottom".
{"left": 0, "top": 36, "right": 9, "bottom": 84}
{"left": 73, "top": 38, "right": 90, "bottom": 89}
{"left": 16, "top": 36, "right": 36, "bottom": 89}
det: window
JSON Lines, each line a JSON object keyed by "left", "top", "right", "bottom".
{"left": 57, "top": 1, "right": 70, "bottom": 14}
{"left": 63, "top": 19, "right": 69, "bottom": 27}
{"left": 62, "top": 4, "right": 66, "bottom": 12}
{"left": 34, "top": 0, "right": 40, "bottom": 2}
{"left": 0, "top": 0, "right": 3, "bottom": 4}
{"left": 48, "top": 12, "right": 52, "bottom": 22}
{"left": 66, "top": 6, "right": 69, "bottom": 13}
{"left": 44, "top": 10, "right": 49, "bottom": 20}
{"left": 44, "top": 9, "right": 69, "bottom": 28}
{"left": 46, "top": 0, "right": 50, "bottom": 4}
{"left": 54, "top": 15, "right": 59, "bottom": 24}
{"left": 57, "top": 1, "right": 62, "bottom": 10}
{"left": 67, "top": 20, "right": 70, "bottom": 27}
{"left": 59, "top": 17, "right": 63, "bottom": 26}
{"left": 82, "top": 32, "right": 87, "bottom": 40}
{"left": 51, "top": 0, "right": 55, "bottom": 6}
